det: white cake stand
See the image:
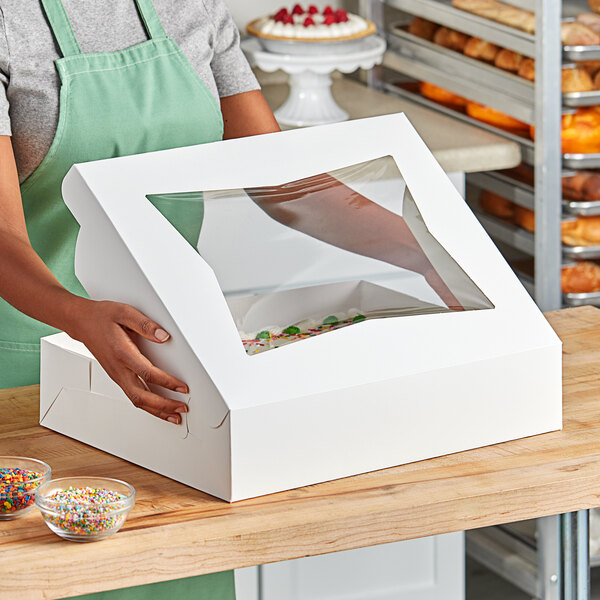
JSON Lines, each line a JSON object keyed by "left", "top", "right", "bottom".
{"left": 242, "top": 36, "right": 386, "bottom": 127}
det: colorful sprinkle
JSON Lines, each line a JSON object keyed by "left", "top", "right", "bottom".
{"left": 0, "top": 468, "right": 43, "bottom": 514}
{"left": 42, "top": 487, "right": 128, "bottom": 536}
{"left": 242, "top": 311, "right": 370, "bottom": 355}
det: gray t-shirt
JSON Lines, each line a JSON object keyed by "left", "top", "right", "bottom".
{"left": 0, "top": 0, "right": 259, "bottom": 182}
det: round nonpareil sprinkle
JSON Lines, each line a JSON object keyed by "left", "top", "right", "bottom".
{"left": 43, "top": 487, "right": 128, "bottom": 535}
{"left": 0, "top": 468, "right": 43, "bottom": 513}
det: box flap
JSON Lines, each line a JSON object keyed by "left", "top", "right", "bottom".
{"left": 40, "top": 333, "right": 92, "bottom": 420}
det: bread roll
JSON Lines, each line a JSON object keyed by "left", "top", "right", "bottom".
{"left": 579, "top": 60, "right": 600, "bottom": 77}
{"left": 513, "top": 206, "right": 535, "bottom": 233}
{"left": 479, "top": 190, "right": 515, "bottom": 219}
{"left": 464, "top": 37, "right": 500, "bottom": 62}
{"left": 562, "top": 216, "right": 600, "bottom": 246}
{"left": 563, "top": 67, "right": 594, "bottom": 92}
{"left": 531, "top": 108, "right": 600, "bottom": 153}
{"left": 408, "top": 17, "right": 439, "bottom": 41}
{"left": 452, "top": 0, "right": 535, "bottom": 33}
{"left": 520, "top": 63, "right": 594, "bottom": 92}
{"left": 576, "top": 13, "right": 600, "bottom": 36}
{"left": 419, "top": 81, "right": 468, "bottom": 110}
{"left": 500, "top": 163, "right": 534, "bottom": 186}
{"left": 518, "top": 58, "right": 536, "bottom": 81}
{"left": 561, "top": 22, "right": 600, "bottom": 45}
{"left": 433, "top": 27, "right": 469, "bottom": 52}
{"left": 590, "top": 0, "right": 600, "bottom": 14}
{"left": 494, "top": 48, "right": 524, "bottom": 72}
{"left": 562, "top": 261, "right": 600, "bottom": 293}
{"left": 562, "top": 171, "right": 600, "bottom": 201}
{"left": 512, "top": 204, "right": 600, "bottom": 246}
{"left": 466, "top": 101, "right": 530, "bottom": 134}
{"left": 562, "top": 108, "right": 600, "bottom": 154}
{"left": 594, "top": 70, "right": 600, "bottom": 89}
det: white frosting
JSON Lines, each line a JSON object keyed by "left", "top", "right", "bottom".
{"left": 256, "top": 12, "right": 369, "bottom": 39}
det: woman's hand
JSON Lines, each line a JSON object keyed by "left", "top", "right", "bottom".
{"left": 65, "top": 297, "right": 189, "bottom": 425}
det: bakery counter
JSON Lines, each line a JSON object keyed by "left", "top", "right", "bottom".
{"left": 2, "top": 307, "right": 600, "bottom": 600}
{"left": 256, "top": 69, "right": 522, "bottom": 174}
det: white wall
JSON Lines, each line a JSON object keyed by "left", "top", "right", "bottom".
{"left": 226, "top": 0, "right": 343, "bottom": 29}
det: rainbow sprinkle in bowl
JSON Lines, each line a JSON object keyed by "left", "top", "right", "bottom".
{"left": 35, "top": 477, "right": 135, "bottom": 542}
{"left": 0, "top": 456, "right": 51, "bottom": 520}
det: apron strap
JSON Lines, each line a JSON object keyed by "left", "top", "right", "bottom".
{"left": 135, "top": 0, "right": 168, "bottom": 40}
{"left": 40, "top": 0, "right": 82, "bottom": 57}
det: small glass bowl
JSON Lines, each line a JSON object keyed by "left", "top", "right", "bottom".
{"left": 0, "top": 456, "right": 51, "bottom": 520}
{"left": 35, "top": 477, "right": 135, "bottom": 542}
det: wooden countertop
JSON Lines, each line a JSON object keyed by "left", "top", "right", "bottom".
{"left": 257, "top": 70, "right": 522, "bottom": 174}
{"left": 2, "top": 306, "right": 600, "bottom": 600}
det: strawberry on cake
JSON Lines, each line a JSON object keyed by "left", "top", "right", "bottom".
{"left": 247, "top": 4, "right": 376, "bottom": 42}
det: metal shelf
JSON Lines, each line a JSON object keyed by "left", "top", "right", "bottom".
{"left": 384, "top": 0, "right": 536, "bottom": 56}
{"left": 563, "top": 153, "right": 600, "bottom": 169}
{"left": 563, "top": 198, "right": 600, "bottom": 216}
{"left": 563, "top": 245, "right": 600, "bottom": 260}
{"left": 564, "top": 290, "right": 600, "bottom": 306}
{"left": 474, "top": 211, "right": 536, "bottom": 255}
{"left": 563, "top": 90, "right": 600, "bottom": 107}
{"left": 468, "top": 171, "right": 535, "bottom": 210}
{"left": 564, "top": 44, "right": 600, "bottom": 62}
{"left": 381, "top": 77, "right": 537, "bottom": 164}
{"left": 469, "top": 171, "right": 600, "bottom": 216}
{"left": 387, "top": 26, "right": 534, "bottom": 122}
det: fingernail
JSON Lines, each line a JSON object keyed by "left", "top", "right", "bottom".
{"left": 167, "top": 416, "right": 180, "bottom": 425}
{"left": 155, "top": 328, "right": 170, "bottom": 342}
{"left": 175, "top": 405, "right": 188, "bottom": 414}
{"left": 175, "top": 386, "right": 188, "bottom": 394}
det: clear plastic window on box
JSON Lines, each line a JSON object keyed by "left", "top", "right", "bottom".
{"left": 147, "top": 156, "right": 493, "bottom": 355}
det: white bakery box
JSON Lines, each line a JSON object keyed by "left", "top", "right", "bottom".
{"left": 39, "top": 113, "right": 562, "bottom": 502}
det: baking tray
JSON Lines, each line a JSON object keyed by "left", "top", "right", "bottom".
{"left": 469, "top": 170, "right": 600, "bottom": 216}
{"left": 386, "top": 76, "right": 600, "bottom": 169}
{"left": 563, "top": 153, "right": 600, "bottom": 169}
{"left": 564, "top": 44, "right": 600, "bottom": 62}
{"left": 563, "top": 290, "right": 600, "bottom": 306}
{"left": 467, "top": 171, "right": 535, "bottom": 210}
{"left": 387, "top": 26, "right": 535, "bottom": 123}
{"left": 563, "top": 198, "right": 600, "bottom": 216}
{"left": 383, "top": 78, "right": 536, "bottom": 164}
{"left": 562, "top": 90, "right": 600, "bottom": 108}
{"left": 562, "top": 245, "right": 600, "bottom": 260}
{"left": 472, "top": 211, "right": 535, "bottom": 255}
{"left": 384, "top": 0, "right": 535, "bottom": 56}
{"left": 468, "top": 201, "right": 600, "bottom": 261}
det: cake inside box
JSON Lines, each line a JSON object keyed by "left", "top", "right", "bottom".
{"left": 227, "top": 279, "right": 445, "bottom": 355}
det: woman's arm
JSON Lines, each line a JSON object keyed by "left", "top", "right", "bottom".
{"left": 221, "top": 90, "right": 280, "bottom": 139}
{"left": 0, "top": 136, "right": 189, "bottom": 423}
{"left": 247, "top": 172, "right": 463, "bottom": 310}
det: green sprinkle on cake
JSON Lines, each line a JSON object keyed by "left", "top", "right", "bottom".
{"left": 283, "top": 326, "right": 301, "bottom": 335}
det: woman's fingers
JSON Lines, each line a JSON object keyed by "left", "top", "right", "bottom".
{"left": 129, "top": 351, "right": 189, "bottom": 395}
{"left": 119, "top": 369, "right": 187, "bottom": 424}
{"left": 115, "top": 303, "right": 172, "bottom": 344}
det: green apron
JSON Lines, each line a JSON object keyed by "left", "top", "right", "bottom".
{"left": 0, "top": 0, "right": 222, "bottom": 389}
{"left": 1, "top": 0, "right": 233, "bottom": 598}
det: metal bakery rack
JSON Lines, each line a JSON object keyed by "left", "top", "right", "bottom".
{"left": 358, "top": 0, "right": 600, "bottom": 315}
{"left": 357, "top": 0, "right": 594, "bottom": 598}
